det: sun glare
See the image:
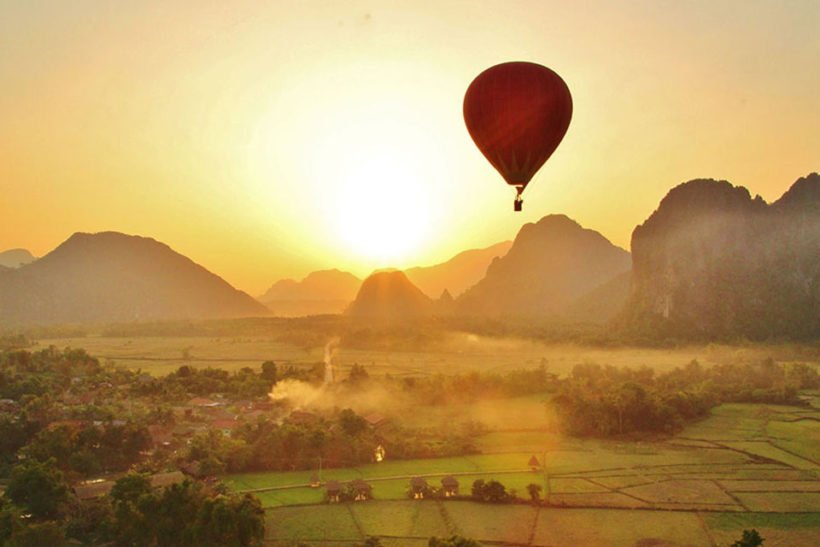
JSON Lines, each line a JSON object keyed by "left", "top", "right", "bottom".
{"left": 333, "top": 156, "right": 431, "bottom": 265}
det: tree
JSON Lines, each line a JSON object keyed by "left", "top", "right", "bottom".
{"left": 483, "top": 480, "right": 508, "bottom": 503}
{"left": 470, "top": 479, "right": 508, "bottom": 503}
{"left": 0, "top": 503, "right": 21, "bottom": 544}
{"left": 192, "top": 493, "right": 265, "bottom": 547}
{"left": 348, "top": 364, "right": 370, "bottom": 384}
{"left": 261, "top": 361, "right": 278, "bottom": 384}
{"left": 526, "top": 483, "right": 542, "bottom": 503}
{"left": 142, "top": 481, "right": 202, "bottom": 547}
{"left": 6, "top": 521, "right": 66, "bottom": 547}
{"left": 6, "top": 459, "right": 70, "bottom": 519}
{"left": 338, "top": 409, "right": 367, "bottom": 437}
{"left": 471, "top": 479, "right": 486, "bottom": 500}
{"left": 110, "top": 473, "right": 152, "bottom": 505}
{"left": 110, "top": 473, "right": 153, "bottom": 546}
{"left": 732, "top": 529, "right": 764, "bottom": 547}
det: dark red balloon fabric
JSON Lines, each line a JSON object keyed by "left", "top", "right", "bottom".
{"left": 463, "top": 62, "right": 572, "bottom": 188}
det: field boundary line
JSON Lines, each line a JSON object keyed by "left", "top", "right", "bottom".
{"left": 694, "top": 511, "right": 717, "bottom": 547}
{"left": 236, "top": 468, "right": 535, "bottom": 493}
{"left": 767, "top": 440, "right": 820, "bottom": 466}
{"left": 435, "top": 499, "right": 459, "bottom": 535}
{"left": 710, "top": 479, "right": 750, "bottom": 511}
{"left": 526, "top": 504, "right": 540, "bottom": 545}
{"left": 346, "top": 503, "right": 366, "bottom": 540}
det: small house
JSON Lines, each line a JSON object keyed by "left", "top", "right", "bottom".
{"left": 528, "top": 455, "right": 541, "bottom": 471}
{"left": 441, "top": 476, "right": 459, "bottom": 497}
{"left": 309, "top": 473, "right": 320, "bottom": 488}
{"left": 211, "top": 419, "right": 239, "bottom": 436}
{"left": 148, "top": 425, "right": 174, "bottom": 450}
{"left": 150, "top": 471, "right": 186, "bottom": 489}
{"left": 287, "top": 410, "right": 318, "bottom": 426}
{"left": 325, "top": 480, "right": 342, "bottom": 503}
{"left": 364, "top": 412, "right": 388, "bottom": 429}
{"left": 350, "top": 478, "right": 371, "bottom": 501}
{"left": 410, "top": 477, "right": 428, "bottom": 499}
{"left": 187, "top": 397, "right": 221, "bottom": 408}
{"left": 74, "top": 480, "right": 113, "bottom": 501}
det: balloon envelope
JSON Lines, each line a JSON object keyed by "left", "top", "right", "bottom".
{"left": 463, "top": 62, "right": 572, "bottom": 189}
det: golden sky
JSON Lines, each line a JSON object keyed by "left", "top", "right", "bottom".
{"left": 2, "top": 1, "right": 818, "bottom": 294}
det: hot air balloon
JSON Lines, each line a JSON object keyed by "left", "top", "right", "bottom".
{"left": 463, "top": 62, "right": 572, "bottom": 211}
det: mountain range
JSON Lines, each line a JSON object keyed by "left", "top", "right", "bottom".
{"left": 0, "top": 232, "right": 266, "bottom": 326}
{"left": 2, "top": 173, "right": 816, "bottom": 339}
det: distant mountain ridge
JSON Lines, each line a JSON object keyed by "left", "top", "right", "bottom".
{"left": 405, "top": 241, "right": 512, "bottom": 298}
{"left": 0, "top": 232, "right": 267, "bottom": 326}
{"left": 623, "top": 173, "right": 819, "bottom": 340}
{"left": 259, "top": 242, "right": 510, "bottom": 316}
{"left": 258, "top": 269, "right": 361, "bottom": 316}
{"left": 0, "top": 248, "right": 36, "bottom": 268}
{"left": 457, "top": 214, "right": 632, "bottom": 317}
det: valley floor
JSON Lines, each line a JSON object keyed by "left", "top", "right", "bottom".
{"left": 226, "top": 402, "right": 820, "bottom": 546}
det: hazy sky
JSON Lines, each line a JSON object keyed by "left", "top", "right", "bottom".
{"left": 2, "top": 1, "right": 818, "bottom": 294}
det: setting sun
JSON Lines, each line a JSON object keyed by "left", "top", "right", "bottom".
{"left": 332, "top": 156, "right": 432, "bottom": 264}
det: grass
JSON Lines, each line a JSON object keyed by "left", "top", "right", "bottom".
{"left": 445, "top": 501, "right": 536, "bottom": 543}
{"left": 733, "top": 492, "right": 820, "bottom": 512}
{"left": 533, "top": 508, "right": 709, "bottom": 546}
{"left": 263, "top": 502, "right": 727, "bottom": 545}
{"left": 718, "top": 479, "right": 820, "bottom": 492}
{"left": 253, "top": 487, "right": 325, "bottom": 508}
{"left": 621, "top": 479, "right": 738, "bottom": 505}
{"left": 264, "top": 504, "right": 361, "bottom": 541}
{"left": 350, "top": 501, "right": 451, "bottom": 538}
{"left": 767, "top": 419, "right": 820, "bottom": 464}
{"left": 548, "top": 492, "right": 649, "bottom": 509}
{"left": 704, "top": 512, "right": 820, "bottom": 547}
{"left": 40, "top": 335, "right": 816, "bottom": 379}
{"left": 721, "top": 441, "right": 819, "bottom": 470}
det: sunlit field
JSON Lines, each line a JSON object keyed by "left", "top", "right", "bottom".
{"left": 222, "top": 400, "right": 820, "bottom": 545}
{"left": 39, "top": 331, "right": 818, "bottom": 379}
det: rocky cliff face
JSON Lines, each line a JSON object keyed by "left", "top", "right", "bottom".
{"left": 625, "top": 173, "right": 819, "bottom": 340}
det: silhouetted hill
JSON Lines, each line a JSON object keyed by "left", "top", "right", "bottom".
{"left": 0, "top": 248, "right": 36, "bottom": 268}
{"left": 0, "top": 232, "right": 267, "bottom": 326}
{"left": 259, "top": 269, "right": 361, "bottom": 316}
{"left": 457, "top": 215, "right": 631, "bottom": 317}
{"left": 405, "top": 241, "right": 512, "bottom": 298}
{"left": 346, "top": 271, "right": 433, "bottom": 322}
{"left": 624, "top": 173, "right": 819, "bottom": 340}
